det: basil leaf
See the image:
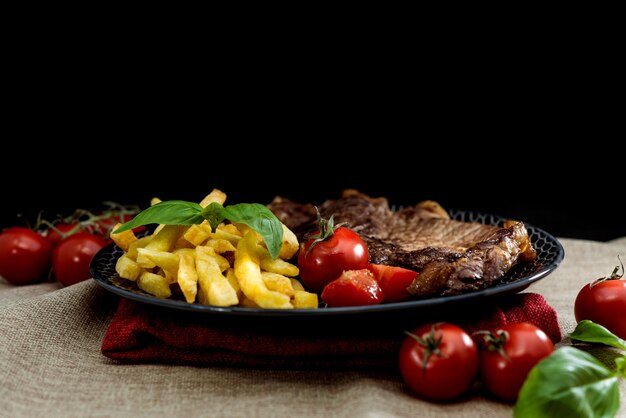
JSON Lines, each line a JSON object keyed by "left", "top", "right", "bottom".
{"left": 570, "top": 320, "right": 626, "bottom": 351}
{"left": 514, "top": 347, "right": 620, "bottom": 418}
{"left": 220, "top": 203, "right": 283, "bottom": 259}
{"left": 114, "top": 201, "right": 204, "bottom": 233}
{"left": 201, "top": 202, "right": 227, "bottom": 232}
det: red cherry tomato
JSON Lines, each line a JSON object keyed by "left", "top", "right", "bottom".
{"left": 95, "top": 214, "right": 145, "bottom": 237}
{"left": 53, "top": 233, "right": 107, "bottom": 286}
{"left": 0, "top": 227, "right": 53, "bottom": 285}
{"left": 399, "top": 323, "right": 479, "bottom": 401}
{"left": 479, "top": 322, "right": 554, "bottom": 401}
{"left": 45, "top": 223, "right": 80, "bottom": 247}
{"left": 321, "top": 269, "right": 383, "bottom": 307}
{"left": 368, "top": 264, "right": 418, "bottom": 302}
{"left": 574, "top": 262, "right": 626, "bottom": 339}
{"left": 298, "top": 219, "right": 369, "bottom": 293}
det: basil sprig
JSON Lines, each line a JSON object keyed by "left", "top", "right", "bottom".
{"left": 114, "top": 200, "right": 284, "bottom": 259}
{"left": 514, "top": 320, "right": 626, "bottom": 418}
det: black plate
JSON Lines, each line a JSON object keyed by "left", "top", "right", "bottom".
{"left": 90, "top": 210, "right": 564, "bottom": 318}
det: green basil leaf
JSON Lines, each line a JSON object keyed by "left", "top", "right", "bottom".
{"left": 114, "top": 201, "right": 204, "bottom": 233}
{"left": 514, "top": 347, "right": 620, "bottom": 418}
{"left": 570, "top": 320, "right": 626, "bottom": 351}
{"left": 220, "top": 203, "right": 283, "bottom": 259}
{"left": 201, "top": 202, "right": 227, "bottom": 232}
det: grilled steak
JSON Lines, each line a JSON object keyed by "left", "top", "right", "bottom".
{"left": 268, "top": 190, "right": 536, "bottom": 297}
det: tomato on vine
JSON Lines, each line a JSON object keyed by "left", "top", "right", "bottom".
{"left": 478, "top": 322, "right": 554, "bottom": 401}
{"left": 574, "top": 257, "right": 626, "bottom": 339}
{"left": 297, "top": 212, "right": 369, "bottom": 292}
{"left": 0, "top": 227, "right": 53, "bottom": 285}
{"left": 399, "top": 323, "right": 479, "bottom": 401}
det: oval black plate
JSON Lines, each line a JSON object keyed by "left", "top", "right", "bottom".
{"left": 90, "top": 210, "right": 564, "bottom": 318}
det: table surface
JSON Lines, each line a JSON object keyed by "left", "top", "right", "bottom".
{"left": 1, "top": 237, "right": 625, "bottom": 418}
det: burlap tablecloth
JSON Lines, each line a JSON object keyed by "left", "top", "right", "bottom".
{"left": 1, "top": 237, "right": 625, "bottom": 418}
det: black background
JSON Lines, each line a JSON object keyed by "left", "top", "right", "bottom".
{"left": 2, "top": 61, "right": 624, "bottom": 241}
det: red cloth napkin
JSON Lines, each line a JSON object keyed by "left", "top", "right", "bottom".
{"left": 101, "top": 293, "right": 561, "bottom": 370}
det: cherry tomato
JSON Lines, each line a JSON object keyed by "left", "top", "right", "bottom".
{"left": 95, "top": 214, "right": 145, "bottom": 237}
{"left": 574, "top": 262, "right": 626, "bottom": 339}
{"left": 0, "top": 227, "right": 53, "bottom": 285}
{"left": 479, "top": 322, "right": 554, "bottom": 401}
{"left": 321, "top": 269, "right": 383, "bottom": 307}
{"left": 399, "top": 323, "right": 479, "bottom": 401}
{"left": 368, "top": 264, "right": 418, "bottom": 303}
{"left": 45, "top": 223, "right": 80, "bottom": 247}
{"left": 298, "top": 215, "right": 369, "bottom": 292}
{"left": 53, "top": 233, "right": 107, "bottom": 286}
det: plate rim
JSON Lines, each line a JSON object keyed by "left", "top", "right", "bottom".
{"left": 90, "top": 211, "right": 565, "bottom": 318}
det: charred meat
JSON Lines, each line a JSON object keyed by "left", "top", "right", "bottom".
{"left": 267, "top": 190, "right": 536, "bottom": 297}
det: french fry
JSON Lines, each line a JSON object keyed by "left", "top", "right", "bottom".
{"left": 199, "top": 188, "right": 227, "bottom": 208}
{"left": 258, "top": 246, "right": 299, "bottom": 277}
{"left": 292, "top": 290, "right": 319, "bottom": 309}
{"left": 115, "top": 254, "right": 143, "bottom": 281}
{"left": 145, "top": 225, "right": 186, "bottom": 252}
{"left": 290, "top": 278, "right": 305, "bottom": 291}
{"left": 218, "top": 223, "right": 242, "bottom": 236}
{"left": 234, "top": 231, "right": 292, "bottom": 309}
{"left": 225, "top": 268, "right": 242, "bottom": 299}
{"left": 239, "top": 295, "right": 260, "bottom": 308}
{"left": 175, "top": 248, "right": 198, "bottom": 303}
{"left": 211, "top": 228, "right": 242, "bottom": 246}
{"left": 136, "top": 248, "right": 180, "bottom": 283}
{"left": 205, "top": 238, "right": 237, "bottom": 254}
{"left": 150, "top": 197, "right": 162, "bottom": 206}
{"left": 127, "top": 235, "right": 153, "bottom": 260}
{"left": 195, "top": 246, "right": 238, "bottom": 307}
{"left": 110, "top": 223, "right": 137, "bottom": 252}
{"left": 183, "top": 221, "right": 211, "bottom": 246}
{"left": 261, "top": 272, "right": 295, "bottom": 297}
{"left": 137, "top": 271, "right": 171, "bottom": 299}
{"left": 279, "top": 223, "right": 299, "bottom": 260}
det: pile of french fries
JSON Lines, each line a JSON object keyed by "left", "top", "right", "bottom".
{"left": 110, "top": 189, "right": 318, "bottom": 309}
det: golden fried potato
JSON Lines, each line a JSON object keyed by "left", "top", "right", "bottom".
{"left": 127, "top": 236, "right": 152, "bottom": 259}
{"left": 258, "top": 246, "right": 299, "bottom": 277}
{"left": 137, "top": 272, "right": 171, "bottom": 298}
{"left": 175, "top": 248, "right": 198, "bottom": 303}
{"left": 110, "top": 223, "right": 137, "bottom": 252}
{"left": 115, "top": 254, "right": 143, "bottom": 281}
{"left": 195, "top": 246, "right": 239, "bottom": 307}
{"left": 225, "top": 268, "right": 242, "bottom": 299}
{"left": 136, "top": 248, "right": 180, "bottom": 283}
{"left": 290, "top": 278, "right": 305, "bottom": 291}
{"left": 261, "top": 272, "right": 295, "bottom": 297}
{"left": 183, "top": 221, "right": 211, "bottom": 246}
{"left": 279, "top": 223, "right": 299, "bottom": 260}
{"left": 292, "top": 290, "right": 319, "bottom": 309}
{"left": 146, "top": 225, "right": 186, "bottom": 252}
{"left": 205, "top": 238, "right": 237, "bottom": 254}
{"left": 199, "top": 188, "right": 227, "bottom": 207}
{"left": 234, "top": 231, "right": 292, "bottom": 309}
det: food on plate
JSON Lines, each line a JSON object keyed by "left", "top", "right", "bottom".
{"left": 321, "top": 269, "right": 383, "bottom": 307}
{"left": 574, "top": 258, "right": 625, "bottom": 339}
{"left": 398, "top": 323, "right": 479, "bottom": 400}
{"left": 477, "top": 322, "right": 554, "bottom": 402}
{"left": 0, "top": 227, "right": 53, "bottom": 285}
{"left": 112, "top": 189, "right": 318, "bottom": 309}
{"left": 368, "top": 264, "right": 418, "bottom": 303}
{"left": 297, "top": 212, "right": 370, "bottom": 292}
{"left": 268, "top": 189, "right": 537, "bottom": 298}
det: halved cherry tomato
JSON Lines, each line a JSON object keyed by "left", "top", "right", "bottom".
{"left": 321, "top": 269, "right": 383, "bottom": 307}
{"left": 369, "top": 264, "right": 418, "bottom": 302}
{"left": 479, "top": 322, "right": 554, "bottom": 401}
{"left": 399, "top": 323, "right": 479, "bottom": 401}
{"left": 53, "top": 233, "right": 107, "bottom": 286}
{"left": 298, "top": 214, "right": 369, "bottom": 292}
{"left": 0, "top": 227, "right": 53, "bottom": 285}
